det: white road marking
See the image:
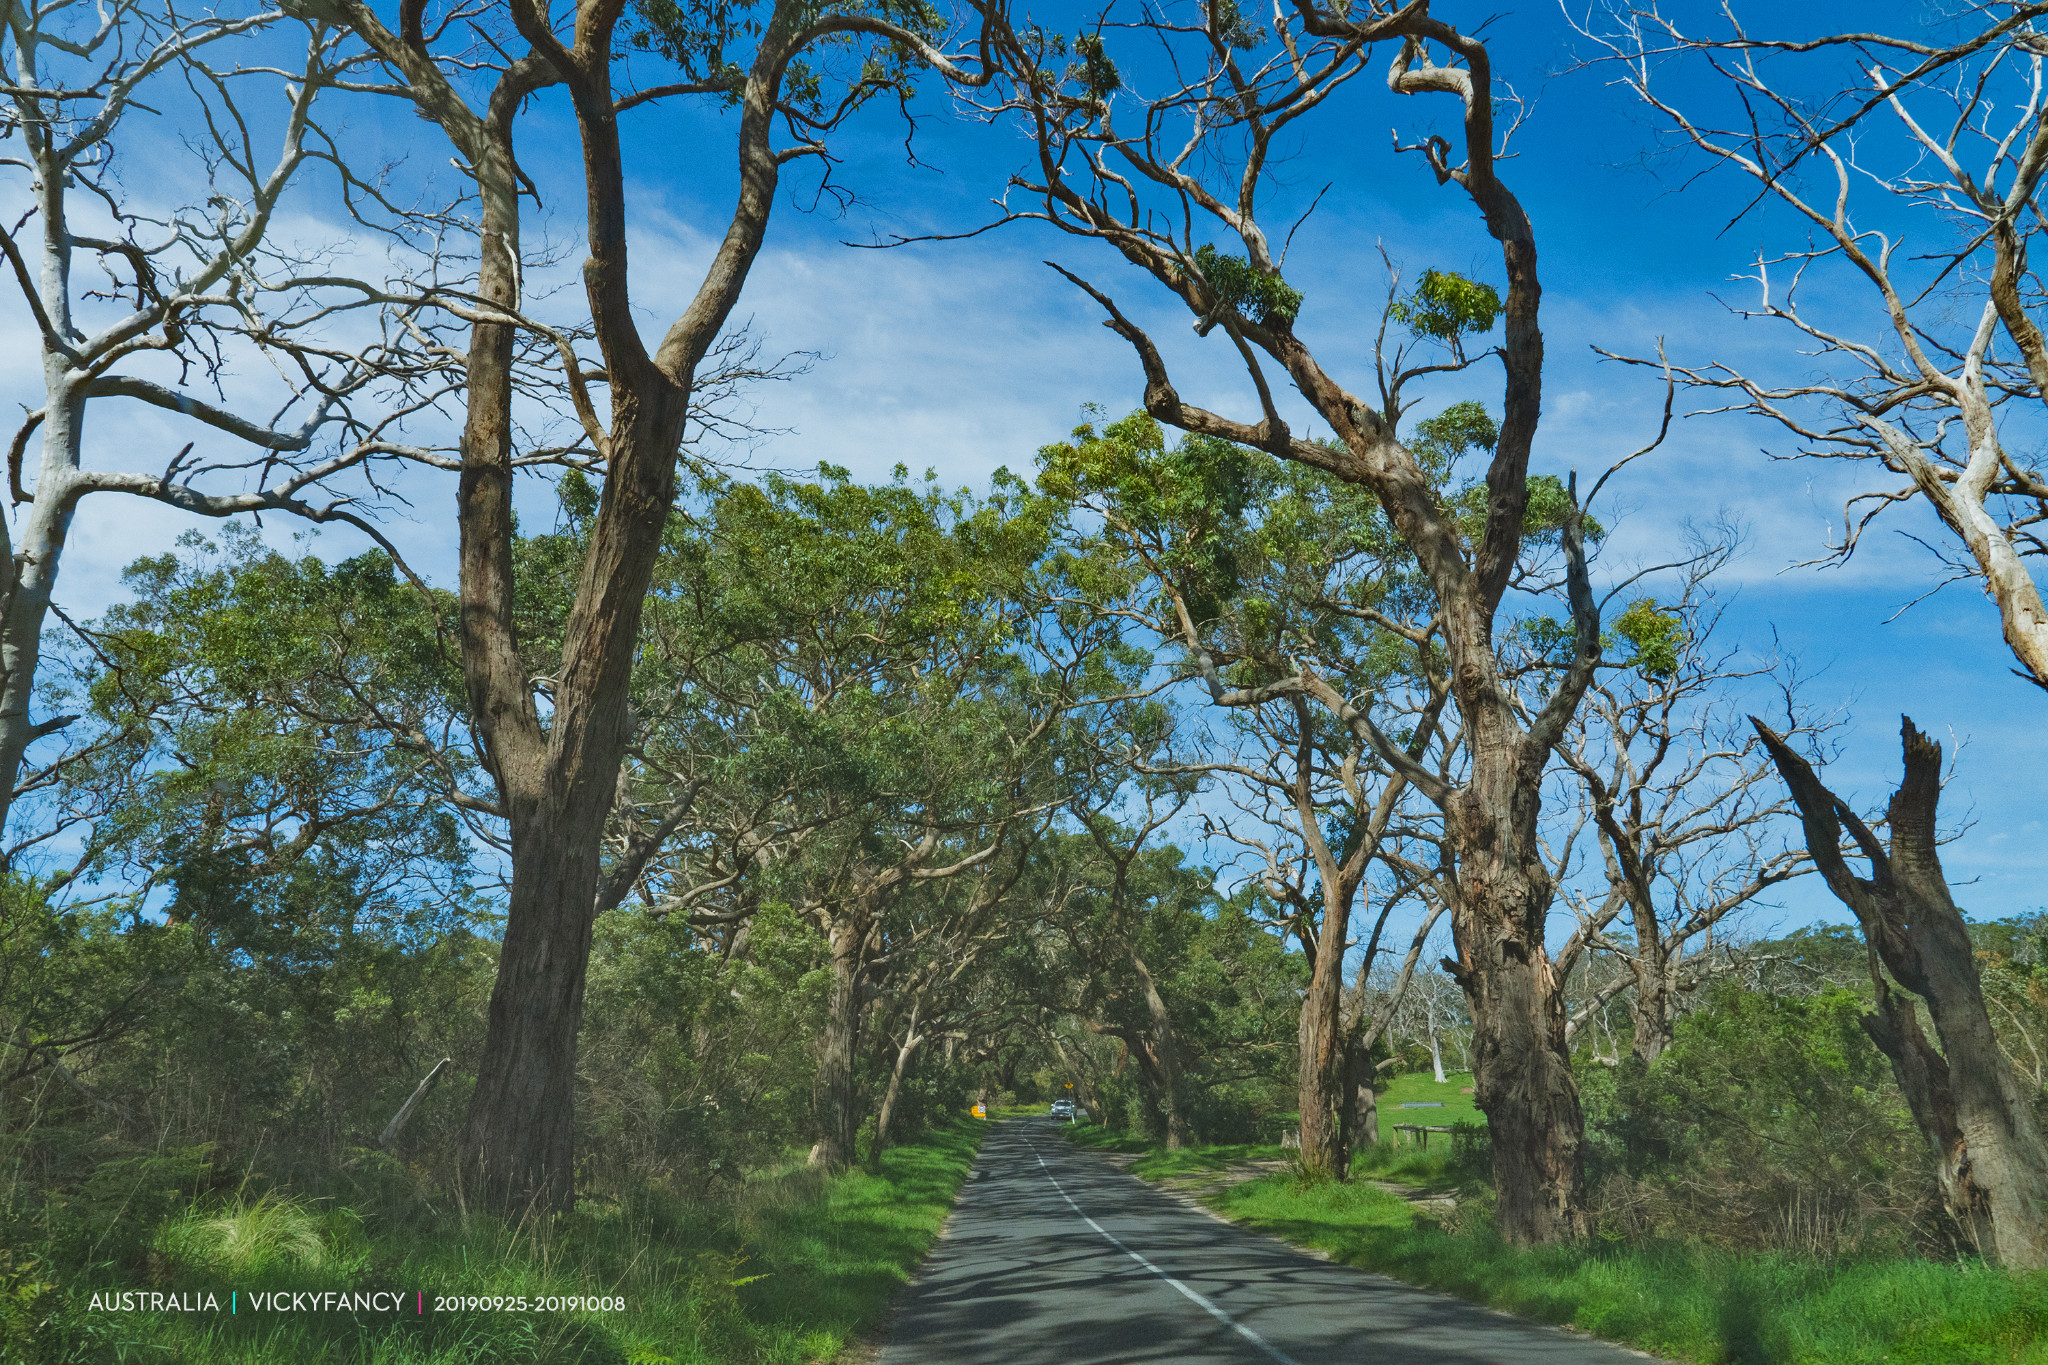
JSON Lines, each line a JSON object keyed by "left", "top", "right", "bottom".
{"left": 1030, "top": 1143, "right": 1302, "bottom": 1365}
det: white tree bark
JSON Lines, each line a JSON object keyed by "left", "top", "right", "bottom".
{"left": 0, "top": 2, "right": 449, "bottom": 849}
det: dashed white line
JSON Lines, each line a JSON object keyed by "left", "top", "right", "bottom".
{"left": 1030, "top": 1144, "right": 1302, "bottom": 1365}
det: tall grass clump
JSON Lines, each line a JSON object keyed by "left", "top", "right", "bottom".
{"left": 154, "top": 1191, "right": 347, "bottom": 1277}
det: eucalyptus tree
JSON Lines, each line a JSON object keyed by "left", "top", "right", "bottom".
{"left": 17, "top": 529, "right": 483, "bottom": 1148}
{"left": 66, "top": 527, "right": 473, "bottom": 909}
{"left": 0, "top": 0, "right": 449, "bottom": 854}
{"left": 976, "top": 4, "right": 1604, "bottom": 1239}
{"left": 865, "top": 847, "right": 1051, "bottom": 1162}
{"left": 1042, "top": 411, "right": 1496, "bottom": 1178}
{"left": 328, "top": 0, "right": 1001, "bottom": 1208}
{"left": 613, "top": 467, "right": 1111, "bottom": 1171}
{"left": 1060, "top": 788, "right": 1207, "bottom": 1148}
{"left": 1577, "top": 3, "right": 2048, "bottom": 691}
{"left": 1014, "top": 820, "right": 1302, "bottom": 1142}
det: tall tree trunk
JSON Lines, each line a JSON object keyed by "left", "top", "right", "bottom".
{"left": 463, "top": 800, "right": 602, "bottom": 1210}
{"left": 811, "top": 910, "right": 869, "bottom": 1173}
{"left": 1264, "top": 115, "right": 1595, "bottom": 1240}
{"left": 1625, "top": 867, "right": 1676, "bottom": 1062}
{"left": 336, "top": 0, "right": 851, "bottom": 1213}
{"left": 1296, "top": 931, "right": 1349, "bottom": 1180}
{"left": 870, "top": 1004, "right": 923, "bottom": 1168}
{"left": 1626, "top": 965, "right": 1675, "bottom": 1063}
{"left": 430, "top": 61, "right": 613, "bottom": 1216}
{"left": 1129, "top": 949, "right": 1190, "bottom": 1149}
{"left": 1445, "top": 699, "right": 1591, "bottom": 1244}
{"left": 1756, "top": 716, "right": 2048, "bottom": 1270}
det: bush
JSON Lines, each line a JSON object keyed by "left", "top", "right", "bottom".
{"left": 1583, "top": 983, "right": 1938, "bottom": 1256}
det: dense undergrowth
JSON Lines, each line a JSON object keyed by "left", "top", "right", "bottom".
{"left": 17, "top": 1120, "right": 981, "bottom": 1364}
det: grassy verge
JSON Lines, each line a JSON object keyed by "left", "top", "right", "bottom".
{"left": 37, "top": 1121, "right": 983, "bottom": 1365}
{"left": 1062, "top": 1123, "right": 1289, "bottom": 1182}
{"left": 1071, "top": 1126, "right": 2048, "bottom": 1365}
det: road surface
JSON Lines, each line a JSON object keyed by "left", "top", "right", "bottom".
{"left": 879, "top": 1118, "right": 1657, "bottom": 1365}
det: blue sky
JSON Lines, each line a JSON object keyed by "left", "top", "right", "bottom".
{"left": 35, "top": 0, "right": 2046, "bottom": 934}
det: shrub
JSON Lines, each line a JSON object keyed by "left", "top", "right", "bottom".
{"left": 1584, "top": 983, "right": 1938, "bottom": 1256}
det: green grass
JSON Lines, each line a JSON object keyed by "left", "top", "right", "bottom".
{"left": 1062, "top": 1123, "right": 1159, "bottom": 1158}
{"left": 1062, "top": 1124, "right": 1289, "bottom": 1182}
{"left": 39, "top": 1122, "right": 983, "bottom": 1365}
{"left": 1072, "top": 1123, "right": 2048, "bottom": 1365}
{"left": 1374, "top": 1069, "right": 1482, "bottom": 1144}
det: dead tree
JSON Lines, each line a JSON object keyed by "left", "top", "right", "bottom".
{"left": 1551, "top": 551, "right": 1821, "bottom": 1060}
{"left": 1755, "top": 716, "right": 2048, "bottom": 1270}
{"left": 0, "top": 1, "right": 453, "bottom": 851}
{"left": 1580, "top": 4, "right": 2048, "bottom": 690}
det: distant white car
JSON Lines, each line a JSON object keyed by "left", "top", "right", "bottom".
{"left": 1049, "top": 1099, "right": 1077, "bottom": 1121}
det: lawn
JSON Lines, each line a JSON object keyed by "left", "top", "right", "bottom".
{"left": 1373, "top": 1069, "right": 1482, "bottom": 1145}
{"left": 36, "top": 1122, "right": 984, "bottom": 1365}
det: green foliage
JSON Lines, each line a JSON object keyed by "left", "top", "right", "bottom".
{"left": 1412, "top": 400, "right": 1597, "bottom": 558}
{"left": 1210, "top": 1168, "right": 2048, "bottom": 1365}
{"left": 627, "top": 0, "right": 749, "bottom": 99}
{"left": 1192, "top": 244, "right": 1304, "bottom": 325}
{"left": 1072, "top": 32, "right": 1121, "bottom": 98}
{"left": 1085, "top": 1118, "right": 2048, "bottom": 1365}
{"left": 1048, "top": 842, "right": 1306, "bottom": 1146}
{"left": 1205, "top": 0, "right": 1264, "bottom": 49}
{"left": 1447, "top": 472, "right": 1601, "bottom": 551}
{"left": 1039, "top": 410, "right": 1259, "bottom": 625}
{"left": 1407, "top": 400, "right": 1498, "bottom": 477}
{"left": 1973, "top": 914, "right": 2048, "bottom": 1094}
{"left": 78, "top": 525, "right": 475, "bottom": 927}
{"left": 559, "top": 467, "right": 601, "bottom": 523}
{"left": 0, "top": 1250, "right": 52, "bottom": 1361}
{"left": 1611, "top": 599, "right": 1685, "bottom": 678}
{"left": 626, "top": 0, "right": 940, "bottom": 115}
{"left": 579, "top": 904, "right": 829, "bottom": 1190}
{"left": 1584, "top": 984, "right": 1933, "bottom": 1258}
{"left": 1390, "top": 269, "right": 1501, "bottom": 348}
{"left": 0, "top": 879, "right": 192, "bottom": 1102}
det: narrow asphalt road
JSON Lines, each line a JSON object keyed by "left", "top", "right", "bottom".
{"left": 879, "top": 1118, "right": 1658, "bottom": 1365}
